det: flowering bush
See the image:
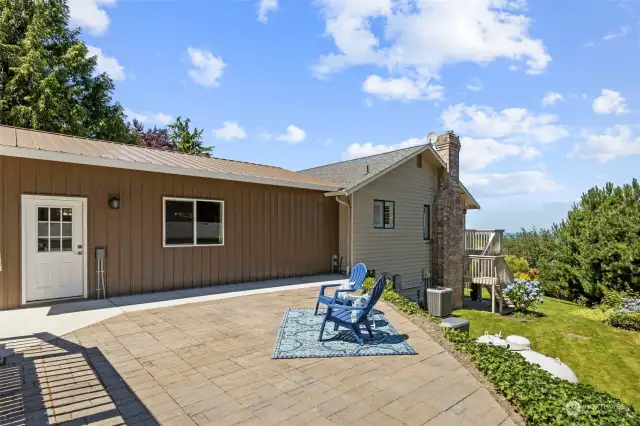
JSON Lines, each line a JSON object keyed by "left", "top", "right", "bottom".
{"left": 504, "top": 279, "right": 544, "bottom": 313}
{"left": 619, "top": 298, "right": 640, "bottom": 314}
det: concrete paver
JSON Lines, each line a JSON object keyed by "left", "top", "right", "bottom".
{"left": 0, "top": 286, "right": 511, "bottom": 425}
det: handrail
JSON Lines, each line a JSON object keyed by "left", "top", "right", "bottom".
{"left": 465, "top": 253, "right": 514, "bottom": 314}
{"left": 465, "top": 229, "right": 504, "bottom": 255}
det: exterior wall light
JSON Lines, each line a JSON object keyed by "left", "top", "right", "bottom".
{"left": 109, "top": 196, "right": 120, "bottom": 209}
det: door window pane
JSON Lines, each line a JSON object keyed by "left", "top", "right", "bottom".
{"left": 196, "top": 201, "right": 223, "bottom": 245}
{"left": 38, "top": 223, "right": 49, "bottom": 237}
{"left": 62, "top": 238, "right": 72, "bottom": 251}
{"left": 50, "top": 223, "right": 61, "bottom": 236}
{"left": 50, "top": 208, "right": 61, "bottom": 221}
{"left": 38, "top": 207, "right": 48, "bottom": 221}
{"left": 62, "top": 208, "right": 72, "bottom": 222}
{"left": 50, "top": 238, "right": 61, "bottom": 252}
{"left": 62, "top": 223, "right": 72, "bottom": 237}
{"left": 165, "top": 200, "right": 194, "bottom": 245}
{"left": 38, "top": 238, "right": 49, "bottom": 252}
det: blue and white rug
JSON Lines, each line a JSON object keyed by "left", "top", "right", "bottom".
{"left": 272, "top": 308, "right": 416, "bottom": 359}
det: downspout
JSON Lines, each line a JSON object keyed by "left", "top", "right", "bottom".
{"left": 335, "top": 196, "right": 352, "bottom": 275}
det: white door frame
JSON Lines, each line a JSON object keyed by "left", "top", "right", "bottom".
{"left": 21, "top": 194, "right": 88, "bottom": 305}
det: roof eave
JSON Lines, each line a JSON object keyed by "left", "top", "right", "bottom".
{"left": 0, "top": 145, "right": 340, "bottom": 192}
{"left": 460, "top": 182, "right": 481, "bottom": 210}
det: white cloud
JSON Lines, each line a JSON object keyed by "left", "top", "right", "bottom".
{"left": 585, "top": 25, "right": 630, "bottom": 47}
{"left": 314, "top": 0, "right": 551, "bottom": 85}
{"left": 362, "top": 75, "right": 443, "bottom": 101}
{"left": 187, "top": 47, "right": 226, "bottom": 88}
{"left": 466, "top": 78, "right": 483, "bottom": 92}
{"left": 570, "top": 125, "right": 640, "bottom": 162}
{"left": 68, "top": 0, "right": 115, "bottom": 36}
{"left": 460, "top": 137, "right": 540, "bottom": 171}
{"left": 542, "top": 91, "right": 563, "bottom": 106}
{"left": 124, "top": 109, "right": 173, "bottom": 126}
{"left": 155, "top": 113, "right": 173, "bottom": 125}
{"left": 442, "top": 103, "right": 569, "bottom": 144}
{"left": 341, "top": 138, "right": 425, "bottom": 160}
{"left": 592, "top": 89, "right": 628, "bottom": 115}
{"left": 264, "top": 125, "right": 307, "bottom": 144}
{"left": 461, "top": 170, "right": 560, "bottom": 197}
{"left": 212, "top": 121, "right": 247, "bottom": 140}
{"left": 86, "top": 45, "right": 125, "bottom": 81}
{"left": 258, "top": 0, "right": 278, "bottom": 23}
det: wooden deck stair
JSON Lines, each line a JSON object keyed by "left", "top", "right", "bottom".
{"left": 464, "top": 229, "right": 514, "bottom": 314}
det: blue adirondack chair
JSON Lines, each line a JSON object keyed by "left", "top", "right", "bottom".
{"left": 314, "top": 263, "right": 367, "bottom": 315}
{"left": 318, "top": 274, "right": 386, "bottom": 345}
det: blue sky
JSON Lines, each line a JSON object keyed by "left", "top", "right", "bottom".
{"left": 72, "top": 0, "right": 640, "bottom": 232}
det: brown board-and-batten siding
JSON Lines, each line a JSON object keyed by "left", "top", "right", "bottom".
{"left": 0, "top": 156, "right": 338, "bottom": 310}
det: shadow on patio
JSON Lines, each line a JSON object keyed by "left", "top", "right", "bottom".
{"left": 0, "top": 332, "right": 156, "bottom": 425}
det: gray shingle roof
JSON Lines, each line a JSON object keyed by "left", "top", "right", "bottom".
{"left": 300, "top": 143, "right": 480, "bottom": 209}
{"left": 300, "top": 144, "right": 430, "bottom": 191}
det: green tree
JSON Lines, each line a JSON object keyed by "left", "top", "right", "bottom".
{"left": 552, "top": 179, "right": 640, "bottom": 303}
{"left": 167, "top": 116, "right": 212, "bottom": 156}
{"left": 0, "top": 0, "right": 130, "bottom": 141}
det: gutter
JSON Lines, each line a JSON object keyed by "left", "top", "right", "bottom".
{"left": 334, "top": 196, "right": 352, "bottom": 274}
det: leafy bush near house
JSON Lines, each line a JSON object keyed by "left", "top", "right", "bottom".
{"left": 444, "top": 329, "right": 640, "bottom": 426}
{"left": 361, "top": 277, "right": 439, "bottom": 321}
{"left": 504, "top": 279, "right": 543, "bottom": 313}
{"left": 604, "top": 312, "right": 640, "bottom": 332}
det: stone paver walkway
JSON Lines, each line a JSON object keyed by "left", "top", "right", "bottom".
{"left": 0, "top": 287, "right": 514, "bottom": 425}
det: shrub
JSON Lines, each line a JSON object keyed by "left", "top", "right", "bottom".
{"left": 504, "top": 279, "right": 543, "bottom": 313}
{"left": 605, "top": 312, "right": 640, "bottom": 332}
{"left": 444, "top": 329, "right": 639, "bottom": 425}
{"left": 619, "top": 298, "right": 640, "bottom": 314}
{"left": 361, "top": 277, "right": 439, "bottom": 322}
{"left": 505, "top": 255, "right": 530, "bottom": 275}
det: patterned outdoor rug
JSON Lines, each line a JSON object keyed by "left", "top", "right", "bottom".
{"left": 272, "top": 308, "right": 416, "bottom": 359}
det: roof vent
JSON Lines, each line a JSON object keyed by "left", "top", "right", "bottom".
{"left": 365, "top": 164, "right": 370, "bottom": 174}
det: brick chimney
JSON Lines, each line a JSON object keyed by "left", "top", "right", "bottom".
{"left": 432, "top": 131, "right": 465, "bottom": 308}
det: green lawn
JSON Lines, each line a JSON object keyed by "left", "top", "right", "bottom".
{"left": 455, "top": 290, "right": 640, "bottom": 410}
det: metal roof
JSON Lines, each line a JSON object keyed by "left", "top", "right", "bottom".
{"left": 300, "top": 142, "right": 480, "bottom": 209}
{"left": 0, "top": 125, "right": 340, "bottom": 191}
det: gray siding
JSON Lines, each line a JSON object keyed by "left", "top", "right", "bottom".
{"left": 352, "top": 154, "right": 436, "bottom": 285}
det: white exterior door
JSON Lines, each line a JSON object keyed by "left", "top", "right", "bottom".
{"left": 23, "top": 196, "right": 86, "bottom": 303}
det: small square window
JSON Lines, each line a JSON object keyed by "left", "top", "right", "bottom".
{"left": 373, "top": 200, "right": 395, "bottom": 229}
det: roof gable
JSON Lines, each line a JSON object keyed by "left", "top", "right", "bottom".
{"left": 300, "top": 144, "right": 441, "bottom": 192}
{"left": 300, "top": 143, "right": 480, "bottom": 209}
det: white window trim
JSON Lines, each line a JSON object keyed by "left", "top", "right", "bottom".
{"left": 162, "top": 197, "right": 225, "bottom": 248}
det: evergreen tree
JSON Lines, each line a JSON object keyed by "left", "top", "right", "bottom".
{"left": 0, "top": 0, "right": 130, "bottom": 141}
{"left": 167, "top": 116, "right": 212, "bottom": 156}
{"left": 551, "top": 179, "right": 640, "bottom": 302}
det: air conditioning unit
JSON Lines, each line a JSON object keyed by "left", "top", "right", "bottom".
{"left": 427, "top": 287, "right": 453, "bottom": 317}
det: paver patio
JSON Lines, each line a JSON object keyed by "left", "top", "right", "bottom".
{"left": 0, "top": 287, "right": 515, "bottom": 425}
